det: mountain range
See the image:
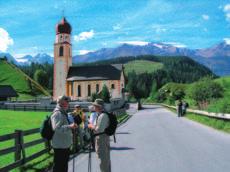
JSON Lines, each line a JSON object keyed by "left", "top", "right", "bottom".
{"left": 73, "top": 41, "right": 230, "bottom": 76}
{"left": 0, "top": 41, "right": 230, "bottom": 76}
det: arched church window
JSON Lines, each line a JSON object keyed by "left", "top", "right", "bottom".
{"left": 111, "top": 84, "right": 115, "bottom": 89}
{"left": 88, "top": 84, "right": 91, "bottom": 96}
{"left": 96, "top": 84, "right": 99, "bottom": 93}
{"left": 71, "top": 82, "right": 74, "bottom": 96}
{"left": 78, "top": 85, "right": 81, "bottom": 97}
{"left": 59, "top": 46, "right": 63, "bottom": 56}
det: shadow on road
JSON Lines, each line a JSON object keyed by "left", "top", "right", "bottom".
{"left": 141, "top": 106, "right": 163, "bottom": 110}
{"left": 110, "top": 147, "right": 135, "bottom": 151}
{"left": 116, "top": 132, "right": 131, "bottom": 135}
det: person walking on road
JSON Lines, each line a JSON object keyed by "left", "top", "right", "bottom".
{"left": 176, "top": 99, "right": 183, "bottom": 117}
{"left": 88, "top": 99, "right": 111, "bottom": 172}
{"left": 51, "top": 95, "right": 77, "bottom": 172}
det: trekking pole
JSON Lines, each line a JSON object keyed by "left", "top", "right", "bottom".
{"left": 73, "top": 128, "right": 77, "bottom": 172}
{"left": 73, "top": 155, "right": 75, "bottom": 172}
{"left": 88, "top": 138, "right": 91, "bottom": 172}
{"left": 88, "top": 131, "right": 94, "bottom": 172}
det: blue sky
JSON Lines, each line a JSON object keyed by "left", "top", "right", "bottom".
{"left": 0, "top": 0, "right": 230, "bottom": 60}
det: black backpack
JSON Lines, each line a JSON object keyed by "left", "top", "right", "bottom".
{"left": 40, "top": 114, "right": 54, "bottom": 141}
{"left": 104, "top": 112, "right": 118, "bottom": 136}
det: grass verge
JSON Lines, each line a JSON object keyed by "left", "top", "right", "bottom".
{"left": 164, "top": 107, "right": 230, "bottom": 134}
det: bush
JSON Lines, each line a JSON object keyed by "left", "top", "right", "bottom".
{"left": 188, "top": 78, "right": 223, "bottom": 108}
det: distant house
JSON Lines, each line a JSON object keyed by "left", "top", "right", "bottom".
{"left": 0, "top": 85, "right": 18, "bottom": 101}
{"left": 66, "top": 64, "right": 125, "bottom": 100}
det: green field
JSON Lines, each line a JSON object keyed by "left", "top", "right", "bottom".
{"left": 0, "top": 110, "right": 52, "bottom": 172}
{"left": 124, "top": 60, "right": 163, "bottom": 75}
{"left": 0, "top": 59, "right": 50, "bottom": 100}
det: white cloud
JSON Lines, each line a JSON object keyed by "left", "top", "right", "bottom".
{"left": 74, "top": 30, "right": 95, "bottom": 42}
{"left": 224, "top": 38, "right": 230, "bottom": 44}
{"left": 113, "top": 24, "right": 121, "bottom": 31}
{"left": 223, "top": 4, "right": 230, "bottom": 21}
{"left": 163, "top": 42, "right": 187, "bottom": 48}
{"left": 202, "top": 14, "right": 210, "bottom": 20}
{"left": 78, "top": 50, "right": 93, "bottom": 55}
{"left": 0, "top": 28, "right": 14, "bottom": 52}
{"left": 118, "top": 41, "right": 149, "bottom": 46}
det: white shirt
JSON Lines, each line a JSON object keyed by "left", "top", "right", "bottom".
{"left": 89, "top": 112, "right": 98, "bottom": 126}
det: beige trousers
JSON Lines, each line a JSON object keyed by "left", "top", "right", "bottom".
{"left": 95, "top": 135, "right": 111, "bottom": 172}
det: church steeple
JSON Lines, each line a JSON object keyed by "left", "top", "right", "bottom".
{"left": 53, "top": 17, "right": 72, "bottom": 100}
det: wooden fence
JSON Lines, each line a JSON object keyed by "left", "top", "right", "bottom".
{"left": 0, "top": 104, "right": 89, "bottom": 112}
{"left": 0, "top": 128, "right": 51, "bottom": 172}
{"left": 0, "top": 128, "right": 80, "bottom": 172}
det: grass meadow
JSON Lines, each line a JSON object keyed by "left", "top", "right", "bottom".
{"left": 0, "top": 110, "right": 52, "bottom": 172}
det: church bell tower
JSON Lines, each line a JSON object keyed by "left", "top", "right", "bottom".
{"left": 53, "top": 17, "right": 72, "bottom": 100}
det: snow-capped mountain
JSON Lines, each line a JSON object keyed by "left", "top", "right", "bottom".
{"left": 73, "top": 41, "right": 230, "bottom": 76}
{"left": 18, "top": 53, "right": 53, "bottom": 65}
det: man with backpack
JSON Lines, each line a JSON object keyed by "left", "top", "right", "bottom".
{"left": 88, "top": 99, "right": 111, "bottom": 172}
{"left": 51, "top": 95, "right": 77, "bottom": 172}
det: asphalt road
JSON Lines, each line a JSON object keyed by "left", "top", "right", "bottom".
{"left": 68, "top": 105, "right": 230, "bottom": 172}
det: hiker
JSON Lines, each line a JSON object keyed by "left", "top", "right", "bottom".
{"left": 176, "top": 99, "right": 183, "bottom": 117}
{"left": 51, "top": 95, "right": 77, "bottom": 172}
{"left": 88, "top": 105, "right": 98, "bottom": 150}
{"left": 182, "top": 101, "right": 189, "bottom": 116}
{"left": 88, "top": 99, "right": 111, "bottom": 172}
{"left": 71, "top": 104, "right": 86, "bottom": 149}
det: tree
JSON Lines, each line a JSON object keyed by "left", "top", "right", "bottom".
{"left": 34, "top": 69, "right": 49, "bottom": 88}
{"left": 149, "top": 81, "right": 157, "bottom": 101}
{"left": 126, "top": 72, "right": 152, "bottom": 109}
{"left": 91, "top": 92, "right": 100, "bottom": 102}
{"left": 100, "top": 84, "right": 110, "bottom": 103}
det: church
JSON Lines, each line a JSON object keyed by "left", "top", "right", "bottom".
{"left": 53, "top": 17, "right": 125, "bottom": 101}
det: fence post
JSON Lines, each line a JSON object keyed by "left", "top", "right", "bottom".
{"left": 13, "top": 104, "right": 15, "bottom": 111}
{"left": 14, "top": 130, "right": 21, "bottom": 161}
{"left": 20, "top": 131, "right": 26, "bottom": 162}
{"left": 24, "top": 105, "right": 25, "bottom": 111}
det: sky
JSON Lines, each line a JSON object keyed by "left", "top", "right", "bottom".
{"left": 0, "top": 0, "right": 230, "bottom": 60}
